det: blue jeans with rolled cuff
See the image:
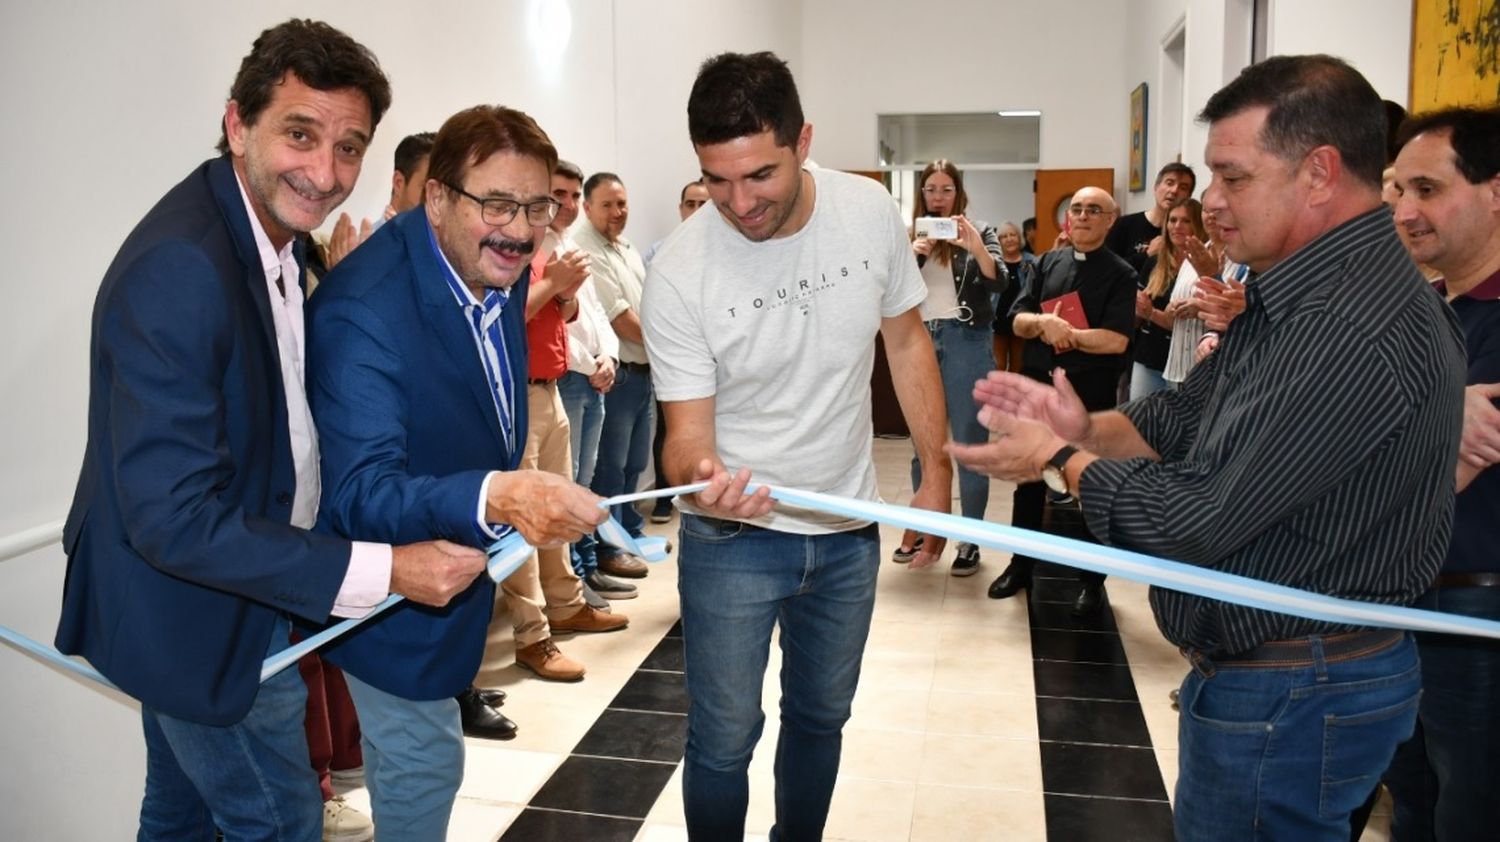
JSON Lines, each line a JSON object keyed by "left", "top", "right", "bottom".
{"left": 910, "top": 319, "right": 994, "bottom": 523}
{"left": 559, "top": 370, "right": 606, "bottom": 577}
{"left": 589, "top": 363, "right": 654, "bottom": 556}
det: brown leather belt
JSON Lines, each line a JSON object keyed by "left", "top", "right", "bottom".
{"left": 1433, "top": 572, "right": 1500, "bottom": 589}
{"left": 1187, "top": 629, "right": 1404, "bottom": 672}
{"left": 527, "top": 378, "right": 557, "bottom": 386}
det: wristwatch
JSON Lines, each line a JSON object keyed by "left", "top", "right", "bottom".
{"left": 1041, "top": 444, "right": 1079, "bottom": 495}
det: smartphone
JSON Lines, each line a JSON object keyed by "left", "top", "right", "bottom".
{"left": 914, "top": 216, "right": 958, "bottom": 240}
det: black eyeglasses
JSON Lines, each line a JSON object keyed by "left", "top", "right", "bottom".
{"left": 444, "top": 182, "right": 560, "bottom": 226}
{"left": 1067, "top": 204, "right": 1111, "bottom": 219}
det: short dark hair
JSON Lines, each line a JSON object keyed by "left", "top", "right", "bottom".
{"left": 426, "top": 105, "right": 557, "bottom": 192}
{"left": 1396, "top": 106, "right": 1500, "bottom": 185}
{"left": 1383, "top": 99, "right": 1408, "bottom": 163}
{"left": 1022, "top": 217, "right": 1036, "bottom": 232}
{"left": 1199, "top": 54, "right": 1386, "bottom": 189}
{"left": 217, "top": 19, "right": 391, "bottom": 154}
{"left": 393, "top": 132, "right": 435, "bottom": 179}
{"left": 687, "top": 51, "right": 804, "bottom": 149}
{"left": 1156, "top": 162, "right": 1196, "bottom": 189}
{"left": 679, "top": 179, "right": 704, "bottom": 203}
{"left": 555, "top": 159, "right": 584, "bottom": 182}
{"left": 584, "top": 172, "right": 623, "bottom": 200}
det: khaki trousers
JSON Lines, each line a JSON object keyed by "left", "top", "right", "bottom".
{"left": 493, "top": 382, "right": 584, "bottom": 648}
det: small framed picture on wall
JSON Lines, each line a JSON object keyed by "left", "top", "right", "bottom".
{"left": 1129, "top": 82, "right": 1149, "bottom": 192}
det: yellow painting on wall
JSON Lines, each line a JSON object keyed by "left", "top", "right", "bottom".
{"left": 1410, "top": 0, "right": 1500, "bottom": 110}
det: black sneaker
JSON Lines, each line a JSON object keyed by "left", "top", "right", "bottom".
{"left": 891, "top": 536, "right": 924, "bottom": 564}
{"left": 950, "top": 542, "right": 981, "bottom": 577}
{"left": 585, "top": 571, "right": 639, "bottom": 600}
{"left": 580, "top": 581, "right": 612, "bottom": 612}
{"left": 650, "top": 497, "right": 675, "bottom": 524}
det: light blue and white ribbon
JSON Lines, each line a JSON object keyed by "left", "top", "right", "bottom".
{"left": 0, "top": 620, "right": 116, "bottom": 689}
{"left": 594, "top": 486, "right": 674, "bottom": 563}
{"left": 259, "top": 529, "right": 539, "bottom": 681}
{"left": 746, "top": 482, "right": 1500, "bottom": 641}
{"left": 9, "top": 481, "right": 1500, "bottom": 694}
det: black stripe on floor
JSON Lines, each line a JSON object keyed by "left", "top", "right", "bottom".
{"left": 1026, "top": 559, "right": 1175, "bottom": 841}
{"left": 500, "top": 621, "right": 688, "bottom": 840}
{"left": 506, "top": 552, "right": 1179, "bottom": 839}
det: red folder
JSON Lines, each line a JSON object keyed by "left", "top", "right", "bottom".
{"left": 1040, "top": 290, "right": 1089, "bottom": 330}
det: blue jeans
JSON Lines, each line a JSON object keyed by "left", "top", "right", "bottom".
{"left": 909, "top": 320, "right": 993, "bottom": 521}
{"left": 1175, "top": 634, "right": 1421, "bottom": 842}
{"left": 677, "top": 515, "right": 880, "bottom": 842}
{"left": 138, "top": 622, "right": 321, "bottom": 842}
{"left": 590, "top": 363, "right": 654, "bottom": 553}
{"left": 1384, "top": 586, "right": 1500, "bottom": 842}
{"left": 560, "top": 370, "right": 606, "bottom": 576}
{"left": 343, "top": 672, "right": 465, "bottom": 841}
{"left": 1129, "top": 361, "right": 1171, "bottom": 401}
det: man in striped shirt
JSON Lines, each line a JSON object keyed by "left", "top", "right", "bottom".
{"left": 952, "top": 55, "right": 1466, "bottom": 840}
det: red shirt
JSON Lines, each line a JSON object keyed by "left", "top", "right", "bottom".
{"left": 525, "top": 251, "right": 570, "bottom": 379}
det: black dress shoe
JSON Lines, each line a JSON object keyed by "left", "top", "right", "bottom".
{"left": 457, "top": 686, "right": 517, "bottom": 740}
{"left": 1071, "top": 580, "right": 1106, "bottom": 618}
{"left": 476, "top": 687, "right": 506, "bottom": 707}
{"left": 987, "top": 562, "right": 1031, "bottom": 599}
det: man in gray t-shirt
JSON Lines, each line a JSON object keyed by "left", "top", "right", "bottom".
{"left": 641, "top": 51, "right": 952, "bottom": 841}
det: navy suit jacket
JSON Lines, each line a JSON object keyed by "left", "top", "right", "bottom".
{"left": 56, "top": 157, "right": 352, "bottom": 726}
{"left": 306, "top": 208, "right": 528, "bottom": 700}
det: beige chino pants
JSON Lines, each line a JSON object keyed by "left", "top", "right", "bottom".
{"left": 491, "top": 382, "right": 586, "bottom": 648}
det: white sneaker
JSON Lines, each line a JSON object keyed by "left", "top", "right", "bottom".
{"left": 323, "top": 795, "right": 374, "bottom": 842}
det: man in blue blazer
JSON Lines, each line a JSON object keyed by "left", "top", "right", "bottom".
{"left": 308, "top": 104, "right": 605, "bottom": 837}
{"left": 54, "top": 20, "right": 491, "bottom": 841}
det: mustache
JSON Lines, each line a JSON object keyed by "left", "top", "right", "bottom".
{"left": 283, "top": 173, "right": 342, "bottom": 201}
{"left": 481, "top": 236, "right": 535, "bottom": 256}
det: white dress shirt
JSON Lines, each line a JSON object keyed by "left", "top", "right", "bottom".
{"left": 235, "top": 174, "right": 391, "bottom": 618}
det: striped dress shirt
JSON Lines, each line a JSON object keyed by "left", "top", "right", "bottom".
{"left": 1079, "top": 206, "right": 1468, "bottom": 655}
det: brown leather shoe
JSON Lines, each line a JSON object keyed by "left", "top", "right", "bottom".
{"left": 598, "top": 552, "right": 649, "bottom": 579}
{"left": 551, "top": 604, "right": 629, "bottom": 634}
{"left": 514, "top": 638, "right": 585, "bottom": 682}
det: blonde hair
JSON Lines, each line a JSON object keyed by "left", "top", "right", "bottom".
{"left": 1146, "top": 199, "right": 1206, "bottom": 298}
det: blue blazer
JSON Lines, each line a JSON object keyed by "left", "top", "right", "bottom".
{"left": 306, "top": 208, "right": 529, "bottom": 701}
{"left": 55, "top": 157, "right": 352, "bottom": 727}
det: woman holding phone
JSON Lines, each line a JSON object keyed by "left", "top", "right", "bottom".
{"left": 893, "top": 159, "right": 1006, "bottom": 576}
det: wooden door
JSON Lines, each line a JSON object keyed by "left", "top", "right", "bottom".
{"left": 1033, "top": 168, "right": 1115, "bottom": 252}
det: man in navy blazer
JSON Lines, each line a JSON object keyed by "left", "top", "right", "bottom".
{"left": 308, "top": 104, "right": 606, "bottom": 836}
{"left": 55, "top": 20, "right": 491, "bottom": 841}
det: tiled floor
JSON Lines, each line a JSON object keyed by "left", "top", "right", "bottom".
{"left": 335, "top": 438, "right": 1395, "bottom": 841}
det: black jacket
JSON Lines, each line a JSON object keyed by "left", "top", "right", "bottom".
{"left": 916, "top": 219, "right": 1007, "bottom": 327}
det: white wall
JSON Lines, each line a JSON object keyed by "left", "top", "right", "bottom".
{"left": 1268, "top": 0, "right": 1412, "bottom": 105}
{"left": 963, "top": 170, "right": 1038, "bottom": 233}
{"left": 798, "top": 0, "right": 1132, "bottom": 186}
{"left": 1121, "top": 0, "right": 1411, "bottom": 213}
{"left": 612, "top": 0, "right": 801, "bottom": 250}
